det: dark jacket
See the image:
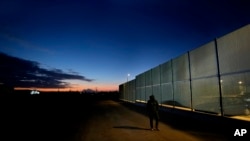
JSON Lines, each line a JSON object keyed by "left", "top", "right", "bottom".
{"left": 147, "top": 95, "right": 159, "bottom": 115}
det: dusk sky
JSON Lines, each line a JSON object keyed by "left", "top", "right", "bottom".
{"left": 0, "top": 0, "right": 249, "bottom": 91}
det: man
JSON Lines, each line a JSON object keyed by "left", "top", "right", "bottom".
{"left": 146, "top": 95, "right": 159, "bottom": 131}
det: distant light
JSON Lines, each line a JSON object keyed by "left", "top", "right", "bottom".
{"left": 31, "top": 90, "right": 40, "bottom": 95}
{"left": 127, "top": 73, "right": 130, "bottom": 82}
{"left": 238, "top": 81, "right": 243, "bottom": 84}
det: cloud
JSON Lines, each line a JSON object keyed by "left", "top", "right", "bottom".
{"left": 0, "top": 52, "right": 93, "bottom": 88}
{"left": 0, "top": 30, "right": 54, "bottom": 54}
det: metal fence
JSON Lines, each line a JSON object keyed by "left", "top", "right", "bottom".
{"left": 119, "top": 24, "right": 250, "bottom": 119}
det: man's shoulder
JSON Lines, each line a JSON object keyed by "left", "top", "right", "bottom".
{"left": 153, "top": 100, "right": 159, "bottom": 105}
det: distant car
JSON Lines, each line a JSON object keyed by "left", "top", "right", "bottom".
{"left": 30, "top": 90, "right": 40, "bottom": 95}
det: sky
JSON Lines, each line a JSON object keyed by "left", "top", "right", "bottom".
{"left": 0, "top": 0, "right": 250, "bottom": 92}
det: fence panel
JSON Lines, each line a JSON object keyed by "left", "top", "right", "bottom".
{"left": 136, "top": 73, "right": 146, "bottom": 102}
{"left": 152, "top": 66, "right": 161, "bottom": 103}
{"left": 192, "top": 78, "right": 220, "bottom": 113}
{"left": 217, "top": 25, "right": 250, "bottom": 116}
{"left": 172, "top": 54, "right": 191, "bottom": 108}
{"left": 160, "top": 61, "right": 174, "bottom": 105}
{"left": 189, "top": 41, "right": 220, "bottom": 114}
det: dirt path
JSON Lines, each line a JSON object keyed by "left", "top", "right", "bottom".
{"left": 74, "top": 100, "right": 228, "bottom": 141}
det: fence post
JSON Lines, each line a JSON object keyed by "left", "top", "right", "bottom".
{"left": 214, "top": 38, "right": 224, "bottom": 116}
{"left": 187, "top": 51, "right": 193, "bottom": 111}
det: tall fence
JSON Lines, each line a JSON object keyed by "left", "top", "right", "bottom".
{"left": 119, "top": 24, "right": 250, "bottom": 118}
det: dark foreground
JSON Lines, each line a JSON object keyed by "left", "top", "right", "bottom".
{"left": 1, "top": 93, "right": 249, "bottom": 141}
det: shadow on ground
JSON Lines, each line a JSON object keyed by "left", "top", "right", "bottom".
{"left": 113, "top": 125, "right": 150, "bottom": 131}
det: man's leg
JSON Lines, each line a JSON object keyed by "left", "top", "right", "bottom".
{"left": 149, "top": 115, "right": 153, "bottom": 130}
{"left": 155, "top": 113, "right": 159, "bottom": 130}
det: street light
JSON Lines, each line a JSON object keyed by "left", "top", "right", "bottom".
{"left": 127, "top": 73, "right": 130, "bottom": 82}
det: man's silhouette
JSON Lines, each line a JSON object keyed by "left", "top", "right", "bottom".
{"left": 147, "top": 95, "right": 159, "bottom": 131}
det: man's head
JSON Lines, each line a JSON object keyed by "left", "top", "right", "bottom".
{"left": 150, "top": 95, "right": 155, "bottom": 100}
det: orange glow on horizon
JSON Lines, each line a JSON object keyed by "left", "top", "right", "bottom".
{"left": 14, "top": 84, "right": 118, "bottom": 92}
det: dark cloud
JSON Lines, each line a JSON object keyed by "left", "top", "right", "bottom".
{"left": 0, "top": 52, "right": 93, "bottom": 88}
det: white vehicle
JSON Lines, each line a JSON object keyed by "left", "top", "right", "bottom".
{"left": 30, "top": 90, "right": 40, "bottom": 95}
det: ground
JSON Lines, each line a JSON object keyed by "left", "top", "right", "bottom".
{"left": 1, "top": 95, "right": 248, "bottom": 141}
{"left": 74, "top": 100, "right": 229, "bottom": 141}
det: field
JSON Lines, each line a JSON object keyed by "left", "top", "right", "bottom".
{"left": 0, "top": 91, "right": 118, "bottom": 141}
